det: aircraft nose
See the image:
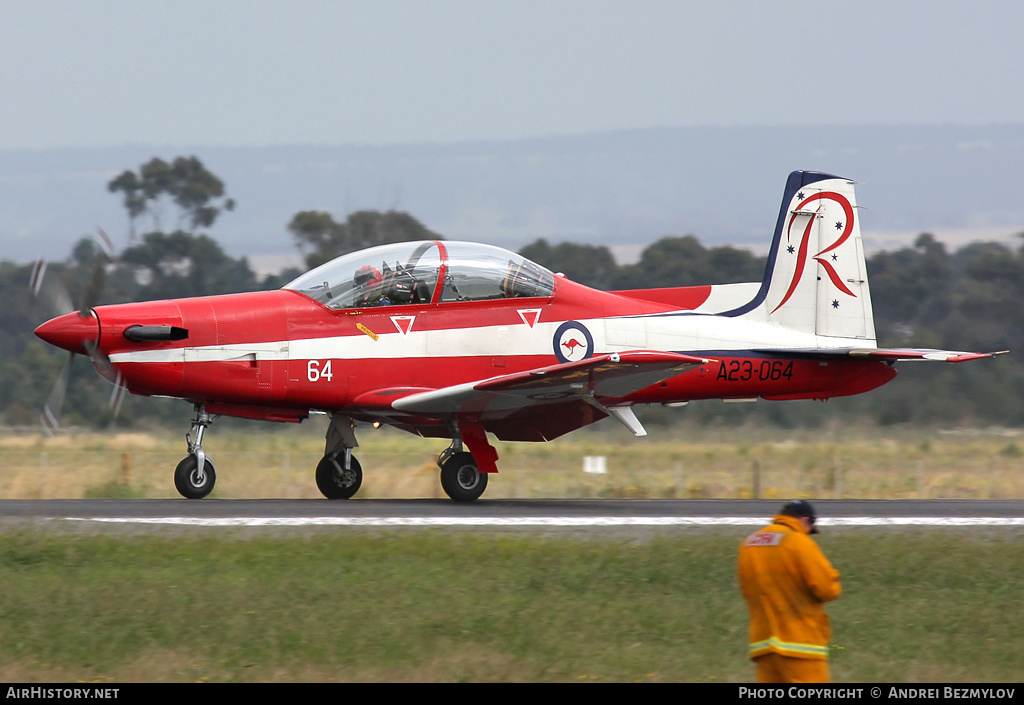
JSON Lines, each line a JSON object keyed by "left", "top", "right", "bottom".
{"left": 35, "top": 311, "right": 99, "bottom": 355}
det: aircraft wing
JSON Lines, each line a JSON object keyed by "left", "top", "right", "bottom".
{"left": 754, "top": 347, "right": 1006, "bottom": 363}
{"left": 386, "top": 350, "right": 707, "bottom": 441}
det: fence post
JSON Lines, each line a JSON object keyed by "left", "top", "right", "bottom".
{"left": 40, "top": 451, "right": 47, "bottom": 499}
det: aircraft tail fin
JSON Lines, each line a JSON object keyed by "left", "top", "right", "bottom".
{"left": 730, "top": 171, "right": 876, "bottom": 342}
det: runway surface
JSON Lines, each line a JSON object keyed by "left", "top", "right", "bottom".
{"left": 2, "top": 498, "right": 1022, "bottom": 531}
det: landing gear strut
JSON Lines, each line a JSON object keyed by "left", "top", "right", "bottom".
{"left": 174, "top": 404, "right": 217, "bottom": 499}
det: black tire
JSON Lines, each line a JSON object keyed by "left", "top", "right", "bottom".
{"left": 316, "top": 453, "right": 362, "bottom": 499}
{"left": 174, "top": 455, "right": 216, "bottom": 499}
{"left": 440, "top": 451, "right": 488, "bottom": 502}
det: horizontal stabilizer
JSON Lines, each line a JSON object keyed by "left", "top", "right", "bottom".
{"left": 754, "top": 347, "right": 1007, "bottom": 363}
{"left": 848, "top": 348, "right": 1008, "bottom": 363}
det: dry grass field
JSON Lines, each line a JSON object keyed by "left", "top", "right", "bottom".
{"left": 2, "top": 419, "right": 1022, "bottom": 500}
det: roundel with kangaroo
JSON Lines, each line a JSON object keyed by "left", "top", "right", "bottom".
{"left": 552, "top": 320, "right": 594, "bottom": 363}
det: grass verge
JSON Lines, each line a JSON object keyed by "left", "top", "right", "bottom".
{"left": 0, "top": 528, "right": 1021, "bottom": 682}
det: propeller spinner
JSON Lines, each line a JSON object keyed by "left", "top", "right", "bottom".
{"left": 31, "top": 229, "right": 126, "bottom": 433}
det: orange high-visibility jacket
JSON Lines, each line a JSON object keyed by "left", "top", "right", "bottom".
{"left": 737, "top": 514, "right": 842, "bottom": 660}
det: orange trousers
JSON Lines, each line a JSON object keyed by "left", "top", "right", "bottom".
{"left": 754, "top": 653, "right": 830, "bottom": 683}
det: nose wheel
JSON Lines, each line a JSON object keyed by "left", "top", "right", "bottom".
{"left": 174, "top": 454, "right": 217, "bottom": 499}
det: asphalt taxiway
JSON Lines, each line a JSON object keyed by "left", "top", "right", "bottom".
{"left": 1, "top": 498, "right": 1021, "bottom": 532}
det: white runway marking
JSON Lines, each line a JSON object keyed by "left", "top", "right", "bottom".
{"left": 65, "top": 516, "right": 1024, "bottom": 528}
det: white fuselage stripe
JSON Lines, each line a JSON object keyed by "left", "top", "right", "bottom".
{"left": 108, "top": 315, "right": 866, "bottom": 365}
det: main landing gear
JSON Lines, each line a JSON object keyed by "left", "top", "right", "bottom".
{"left": 315, "top": 415, "right": 364, "bottom": 499}
{"left": 437, "top": 443, "right": 488, "bottom": 503}
{"left": 315, "top": 450, "right": 363, "bottom": 499}
{"left": 174, "top": 405, "right": 217, "bottom": 499}
{"left": 313, "top": 415, "right": 490, "bottom": 502}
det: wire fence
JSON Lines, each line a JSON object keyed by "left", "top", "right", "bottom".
{"left": 3, "top": 444, "right": 1021, "bottom": 500}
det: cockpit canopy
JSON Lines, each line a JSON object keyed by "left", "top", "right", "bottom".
{"left": 284, "top": 241, "right": 556, "bottom": 309}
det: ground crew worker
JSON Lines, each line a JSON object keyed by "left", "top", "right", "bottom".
{"left": 737, "top": 500, "right": 841, "bottom": 683}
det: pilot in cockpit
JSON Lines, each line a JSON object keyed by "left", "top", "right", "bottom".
{"left": 353, "top": 265, "right": 391, "bottom": 306}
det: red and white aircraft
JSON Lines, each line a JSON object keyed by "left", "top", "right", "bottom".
{"left": 34, "top": 171, "right": 1000, "bottom": 501}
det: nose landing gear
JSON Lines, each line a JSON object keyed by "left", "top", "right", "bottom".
{"left": 174, "top": 405, "right": 217, "bottom": 499}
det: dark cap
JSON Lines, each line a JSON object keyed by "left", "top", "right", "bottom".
{"left": 780, "top": 500, "right": 819, "bottom": 533}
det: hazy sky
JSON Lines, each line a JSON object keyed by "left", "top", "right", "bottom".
{"left": 3, "top": 0, "right": 1023, "bottom": 150}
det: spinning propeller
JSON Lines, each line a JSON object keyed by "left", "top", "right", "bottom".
{"left": 32, "top": 228, "right": 127, "bottom": 433}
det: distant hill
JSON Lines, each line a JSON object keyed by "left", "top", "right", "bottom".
{"left": 2, "top": 125, "right": 1023, "bottom": 268}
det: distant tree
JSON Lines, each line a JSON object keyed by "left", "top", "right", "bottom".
{"left": 103, "top": 156, "right": 255, "bottom": 299}
{"left": 288, "top": 209, "right": 441, "bottom": 268}
{"left": 120, "top": 231, "right": 258, "bottom": 300}
{"left": 0, "top": 261, "right": 54, "bottom": 357}
{"left": 108, "top": 156, "right": 235, "bottom": 238}
{"left": 258, "top": 267, "right": 305, "bottom": 291}
{"left": 105, "top": 170, "right": 147, "bottom": 240}
{"left": 945, "top": 240, "right": 1024, "bottom": 353}
{"left": 869, "top": 233, "right": 954, "bottom": 346}
{"left": 518, "top": 239, "right": 618, "bottom": 289}
{"left": 612, "top": 235, "right": 765, "bottom": 290}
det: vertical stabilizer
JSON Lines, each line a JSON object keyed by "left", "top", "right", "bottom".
{"left": 735, "top": 171, "right": 875, "bottom": 341}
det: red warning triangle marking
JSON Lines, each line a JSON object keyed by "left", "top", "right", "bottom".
{"left": 517, "top": 309, "right": 541, "bottom": 328}
{"left": 391, "top": 315, "right": 415, "bottom": 335}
